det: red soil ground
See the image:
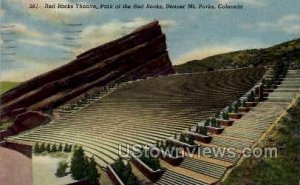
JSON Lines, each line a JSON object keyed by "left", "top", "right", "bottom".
{"left": 0, "top": 147, "right": 32, "bottom": 185}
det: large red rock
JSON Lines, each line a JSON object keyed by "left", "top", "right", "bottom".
{"left": 0, "top": 111, "right": 51, "bottom": 139}
{"left": 0, "top": 21, "right": 175, "bottom": 120}
{"left": 14, "top": 111, "right": 51, "bottom": 131}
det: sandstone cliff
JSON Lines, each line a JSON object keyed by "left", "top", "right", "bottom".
{"left": 0, "top": 21, "right": 175, "bottom": 120}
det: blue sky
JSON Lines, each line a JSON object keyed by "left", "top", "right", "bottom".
{"left": 0, "top": 0, "right": 299, "bottom": 81}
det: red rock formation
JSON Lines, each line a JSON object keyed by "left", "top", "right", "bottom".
{"left": 0, "top": 111, "right": 51, "bottom": 139}
{"left": 0, "top": 21, "right": 175, "bottom": 120}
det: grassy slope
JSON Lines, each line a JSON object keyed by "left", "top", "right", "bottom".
{"left": 222, "top": 98, "right": 300, "bottom": 185}
{"left": 0, "top": 81, "right": 19, "bottom": 130}
{"left": 0, "top": 81, "right": 20, "bottom": 95}
{"left": 175, "top": 39, "right": 300, "bottom": 73}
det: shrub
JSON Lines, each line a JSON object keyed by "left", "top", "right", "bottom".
{"left": 207, "top": 118, "right": 220, "bottom": 128}
{"left": 112, "top": 158, "right": 138, "bottom": 185}
{"left": 228, "top": 105, "right": 233, "bottom": 113}
{"left": 222, "top": 112, "right": 229, "bottom": 120}
{"left": 179, "top": 133, "right": 195, "bottom": 145}
{"left": 233, "top": 102, "right": 239, "bottom": 113}
{"left": 139, "top": 148, "right": 161, "bottom": 171}
{"left": 242, "top": 100, "right": 247, "bottom": 107}
{"left": 237, "top": 100, "right": 241, "bottom": 107}
{"left": 211, "top": 118, "right": 217, "bottom": 126}
{"left": 215, "top": 111, "right": 220, "bottom": 118}
{"left": 196, "top": 125, "right": 208, "bottom": 136}
{"left": 174, "top": 133, "right": 178, "bottom": 139}
{"left": 162, "top": 142, "right": 182, "bottom": 157}
{"left": 247, "top": 91, "right": 255, "bottom": 102}
{"left": 204, "top": 119, "right": 210, "bottom": 126}
{"left": 55, "top": 161, "right": 68, "bottom": 177}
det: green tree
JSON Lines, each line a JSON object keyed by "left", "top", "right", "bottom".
{"left": 211, "top": 118, "right": 217, "bottom": 127}
{"left": 86, "top": 157, "right": 100, "bottom": 185}
{"left": 222, "top": 112, "right": 229, "bottom": 120}
{"left": 51, "top": 144, "right": 57, "bottom": 153}
{"left": 34, "top": 143, "right": 40, "bottom": 154}
{"left": 64, "top": 143, "right": 69, "bottom": 152}
{"left": 228, "top": 105, "right": 233, "bottom": 113}
{"left": 241, "top": 100, "right": 247, "bottom": 107}
{"left": 234, "top": 102, "right": 239, "bottom": 113}
{"left": 55, "top": 161, "right": 68, "bottom": 177}
{"left": 46, "top": 143, "right": 51, "bottom": 153}
{"left": 204, "top": 119, "right": 210, "bottom": 126}
{"left": 215, "top": 111, "right": 220, "bottom": 118}
{"left": 68, "top": 145, "right": 73, "bottom": 152}
{"left": 58, "top": 143, "right": 63, "bottom": 152}
{"left": 40, "top": 143, "right": 46, "bottom": 152}
{"left": 70, "top": 147, "right": 87, "bottom": 180}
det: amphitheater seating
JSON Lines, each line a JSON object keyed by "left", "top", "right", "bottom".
{"left": 179, "top": 157, "right": 226, "bottom": 179}
{"left": 156, "top": 170, "right": 208, "bottom": 185}
{"left": 9, "top": 68, "right": 265, "bottom": 168}
{"left": 8, "top": 68, "right": 299, "bottom": 185}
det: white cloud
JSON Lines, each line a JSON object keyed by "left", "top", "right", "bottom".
{"left": 0, "top": 8, "right": 5, "bottom": 16}
{"left": 0, "top": 56, "right": 65, "bottom": 81}
{"left": 82, "top": 18, "right": 176, "bottom": 50}
{"left": 241, "top": 14, "right": 300, "bottom": 34}
{"left": 175, "top": 38, "right": 266, "bottom": 64}
{"left": 14, "top": 23, "right": 44, "bottom": 38}
{"left": 18, "top": 39, "right": 47, "bottom": 47}
{"left": 18, "top": 38, "right": 76, "bottom": 55}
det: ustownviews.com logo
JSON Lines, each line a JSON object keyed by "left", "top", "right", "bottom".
{"left": 118, "top": 144, "right": 278, "bottom": 159}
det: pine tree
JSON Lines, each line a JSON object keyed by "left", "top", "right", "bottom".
{"left": 228, "top": 105, "right": 233, "bottom": 113}
{"left": 85, "top": 157, "right": 100, "bottom": 185}
{"left": 51, "top": 144, "right": 57, "bottom": 153}
{"left": 215, "top": 111, "right": 220, "bottom": 118}
{"left": 204, "top": 119, "right": 210, "bottom": 126}
{"left": 70, "top": 147, "right": 87, "bottom": 180}
{"left": 46, "top": 143, "right": 51, "bottom": 153}
{"left": 68, "top": 145, "right": 73, "bottom": 152}
{"left": 234, "top": 102, "right": 239, "bottom": 113}
{"left": 222, "top": 112, "right": 229, "bottom": 120}
{"left": 211, "top": 118, "right": 217, "bottom": 127}
{"left": 58, "top": 143, "right": 63, "bottom": 152}
{"left": 242, "top": 100, "right": 247, "bottom": 107}
{"left": 34, "top": 143, "right": 40, "bottom": 154}
{"left": 40, "top": 143, "right": 46, "bottom": 152}
{"left": 64, "top": 144, "right": 69, "bottom": 152}
{"left": 174, "top": 133, "right": 177, "bottom": 139}
{"left": 156, "top": 140, "right": 160, "bottom": 148}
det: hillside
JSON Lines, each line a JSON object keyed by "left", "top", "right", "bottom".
{"left": 175, "top": 39, "right": 300, "bottom": 73}
{"left": 0, "top": 81, "right": 20, "bottom": 95}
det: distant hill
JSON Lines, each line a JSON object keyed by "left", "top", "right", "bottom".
{"left": 175, "top": 39, "right": 300, "bottom": 73}
{"left": 0, "top": 81, "right": 20, "bottom": 95}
